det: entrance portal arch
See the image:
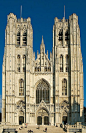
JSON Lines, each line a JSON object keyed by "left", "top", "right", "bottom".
{"left": 37, "top": 108, "right": 49, "bottom": 125}
{"left": 59, "top": 100, "right": 69, "bottom": 124}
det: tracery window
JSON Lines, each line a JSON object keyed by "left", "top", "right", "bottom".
{"left": 17, "top": 55, "right": 20, "bottom": 72}
{"left": 36, "top": 79, "right": 50, "bottom": 104}
{"left": 23, "top": 31, "right": 27, "bottom": 46}
{"left": 65, "top": 30, "right": 69, "bottom": 40}
{"left": 59, "top": 29, "right": 63, "bottom": 41}
{"left": 19, "top": 79, "right": 24, "bottom": 96}
{"left": 17, "top": 32, "right": 20, "bottom": 46}
{"left": 62, "top": 79, "right": 67, "bottom": 96}
{"left": 23, "top": 55, "right": 26, "bottom": 72}
{"left": 60, "top": 55, "right": 63, "bottom": 72}
{"left": 66, "top": 55, "right": 69, "bottom": 72}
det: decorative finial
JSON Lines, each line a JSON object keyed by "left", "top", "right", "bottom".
{"left": 41, "top": 35, "right": 44, "bottom": 44}
{"left": 64, "top": 5, "right": 65, "bottom": 19}
{"left": 20, "top": 5, "right": 22, "bottom": 18}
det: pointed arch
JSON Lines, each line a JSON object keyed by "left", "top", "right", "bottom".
{"left": 23, "top": 55, "right": 26, "bottom": 72}
{"left": 17, "top": 55, "right": 20, "bottom": 72}
{"left": 22, "top": 30, "right": 27, "bottom": 46}
{"left": 65, "top": 54, "right": 69, "bottom": 72}
{"left": 60, "top": 54, "right": 63, "bottom": 72}
{"left": 19, "top": 79, "right": 24, "bottom": 96}
{"left": 59, "top": 29, "right": 63, "bottom": 40}
{"left": 17, "top": 31, "right": 20, "bottom": 46}
{"left": 35, "top": 79, "right": 50, "bottom": 104}
{"left": 62, "top": 78, "right": 67, "bottom": 96}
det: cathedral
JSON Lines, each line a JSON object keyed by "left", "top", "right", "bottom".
{"left": 2, "top": 13, "right": 84, "bottom": 126}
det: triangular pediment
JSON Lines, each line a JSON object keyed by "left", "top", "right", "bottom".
{"left": 36, "top": 100, "right": 49, "bottom": 113}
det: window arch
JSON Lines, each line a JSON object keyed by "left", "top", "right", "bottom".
{"left": 17, "top": 55, "right": 20, "bottom": 72}
{"left": 59, "top": 29, "right": 63, "bottom": 41}
{"left": 23, "top": 31, "right": 27, "bottom": 46}
{"left": 65, "top": 30, "right": 69, "bottom": 40}
{"left": 62, "top": 79, "right": 67, "bottom": 96}
{"left": 17, "top": 31, "right": 20, "bottom": 46}
{"left": 60, "top": 55, "right": 63, "bottom": 72}
{"left": 23, "top": 55, "right": 26, "bottom": 72}
{"left": 19, "top": 79, "right": 24, "bottom": 96}
{"left": 66, "top": 55, "right": 69, "bottom": 72}
{"left": 36, "top": 79, "right": 50, "bottom": 104}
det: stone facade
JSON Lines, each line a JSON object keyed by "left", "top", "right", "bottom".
{"left": 2, "top": 13, "right": 84, "bottom": 125}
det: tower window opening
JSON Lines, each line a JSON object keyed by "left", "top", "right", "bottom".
{"left": 23, "top": 31, "right": 27, "bottom": 46}
{"left": 59, "top": 29, "right": 63, "bottom": 40}
{"left": 19, "top": 79, "right": 24, "bottom": 96}
{"left": 66, "top": 55, "right": 69, "bottom": 72}
{"left": 65, "top": 31, "right": 69, "bottom": 40}
{"left": 17, "top": 55, "right": 20, "bottom": 72}
{"left": 60, "top": 55, "right": 63, "bottom": 72}
{"left": 62, "top": 79, "right": 67, "bottom": 96}
{"left": 23, "top": 55, "right": 26, "bottom": 72}
{"left": 17, "top": 32, "right": 20, "bottom": 47}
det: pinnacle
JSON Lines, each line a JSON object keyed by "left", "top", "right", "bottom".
{"left": 41, "top": 35, "right": 44, "bottom": 44}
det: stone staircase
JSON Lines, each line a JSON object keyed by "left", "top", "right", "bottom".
{"left": 17, "top": 125, "right": 66, "bottom": 133}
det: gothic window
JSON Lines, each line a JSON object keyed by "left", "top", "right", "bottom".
{"left": 35, "top": 67, "right": 37, "bottom": 72}
{"left": 23, "top": 55, "right": 26, "bottom": 72}
{"left": 23, "top": 31, "right": 27, "bottom": 46}
{"left": 17, "top": 31, "right": 20, "bottom": 46}
{"left": 59, "top": 29, "right": 63, "bottom": 41}
{"left": 44, "top": 66, "right": 47, "bottom": 72}
{"left": 65, "top": 30, "right": 69, "bottom": 40}
{"left": 48, "top": 66, "right": 51, "bottom": 72}
{"left": 60, "top": 55, "right": 63, "bottom": 72}
{"left": 35, "top": 66, "right": 41, "bottom": 72}
{"left": 19, "top": 79, "right": 24, "bottom": 96}
{"left": 62, "top": 79, "right": 67, "bottom": 96}
{"left": 66, "top": 55, "right": 69, "bottom": 72}
{"left": 36, "top": 79, "right": 50, "bottom": 104}
{"left": 17, "top": 55, "right": 20, "bottom": 72}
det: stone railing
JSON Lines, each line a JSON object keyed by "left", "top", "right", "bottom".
{"left": 67, "top": 122, "right": 86, "bottom": 133}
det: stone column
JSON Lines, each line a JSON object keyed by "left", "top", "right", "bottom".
{"left": 42, "top": 116, "right": 44, "bottom": 125}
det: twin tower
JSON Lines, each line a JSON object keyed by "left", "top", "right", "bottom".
{"left": 2, "top": 13, "right": 84, "bottom": 125}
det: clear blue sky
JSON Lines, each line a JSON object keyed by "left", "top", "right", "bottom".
{"left": 0, "top": 0, "right": 86, "bottom": 110}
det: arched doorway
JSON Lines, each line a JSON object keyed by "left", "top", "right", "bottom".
{"left": 19, "top": 110, "right": 24, "bottom": 125}
{"left": 37, "top": 116, "right": 42, "bottom": 125}
{"left": 62, "top": 116, "right": 67, "bottom": 124}
{"left": 37, "top": 108, "right": 49, "bottom": 125}
{"left": 44, "top": 116, "right": 49, "bottom": 125}
{"left": 60, "top": 100, "right": 69, "bottom": 125}
{"left": 19, "top": 116, "right": 24, "bottom": 125}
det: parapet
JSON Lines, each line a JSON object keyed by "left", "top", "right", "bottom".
{"left": 7, "top": 13, "right": 17, "bottom": 21}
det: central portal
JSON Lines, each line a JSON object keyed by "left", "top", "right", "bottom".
{"left": 37, "top": 108, "right": 49, "bottom": 125}
{"left": 19, "top": 116, "right": 24, "bottom": 125}
{"left": 37, "top": 116, "right": 42, "bottom": 125}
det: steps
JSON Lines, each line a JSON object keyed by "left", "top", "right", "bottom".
{"left": 18, "top": 125, "right": 66, "bottom": 133}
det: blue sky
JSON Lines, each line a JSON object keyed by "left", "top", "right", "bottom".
{"left": 0, "top": 0, "right": 86, "bottom": 111}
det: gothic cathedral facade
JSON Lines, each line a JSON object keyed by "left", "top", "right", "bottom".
{"left": 2, "top": 13, "right": 84, "bottom": 125}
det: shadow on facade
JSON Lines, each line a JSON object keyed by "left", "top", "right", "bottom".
{"left": 0, "top": 112, "right": 2, "bottom": 122}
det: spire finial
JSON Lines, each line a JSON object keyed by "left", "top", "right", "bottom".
{"left": 20, "top": 5, "right": 22, "bottom": 18}
{"left": 41, "top": 35, "right": 44, "bottom": 44}
{"left": 64, "top": 5, "right": 65, "bottom": 19}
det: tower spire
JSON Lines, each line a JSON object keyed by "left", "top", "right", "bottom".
{"left": 64, "top": 5, "right": 65, "bottom": 19}
{"left": 20, "top": 5, "right": 22, "bottom": 18}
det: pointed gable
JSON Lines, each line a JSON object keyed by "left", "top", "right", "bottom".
{"left": 35, "top": 36, "right": 51, "bottom": 73}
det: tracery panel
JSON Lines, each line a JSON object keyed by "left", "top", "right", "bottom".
{"left": 36, "top": 79, "right": 50, "bottom": 104}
